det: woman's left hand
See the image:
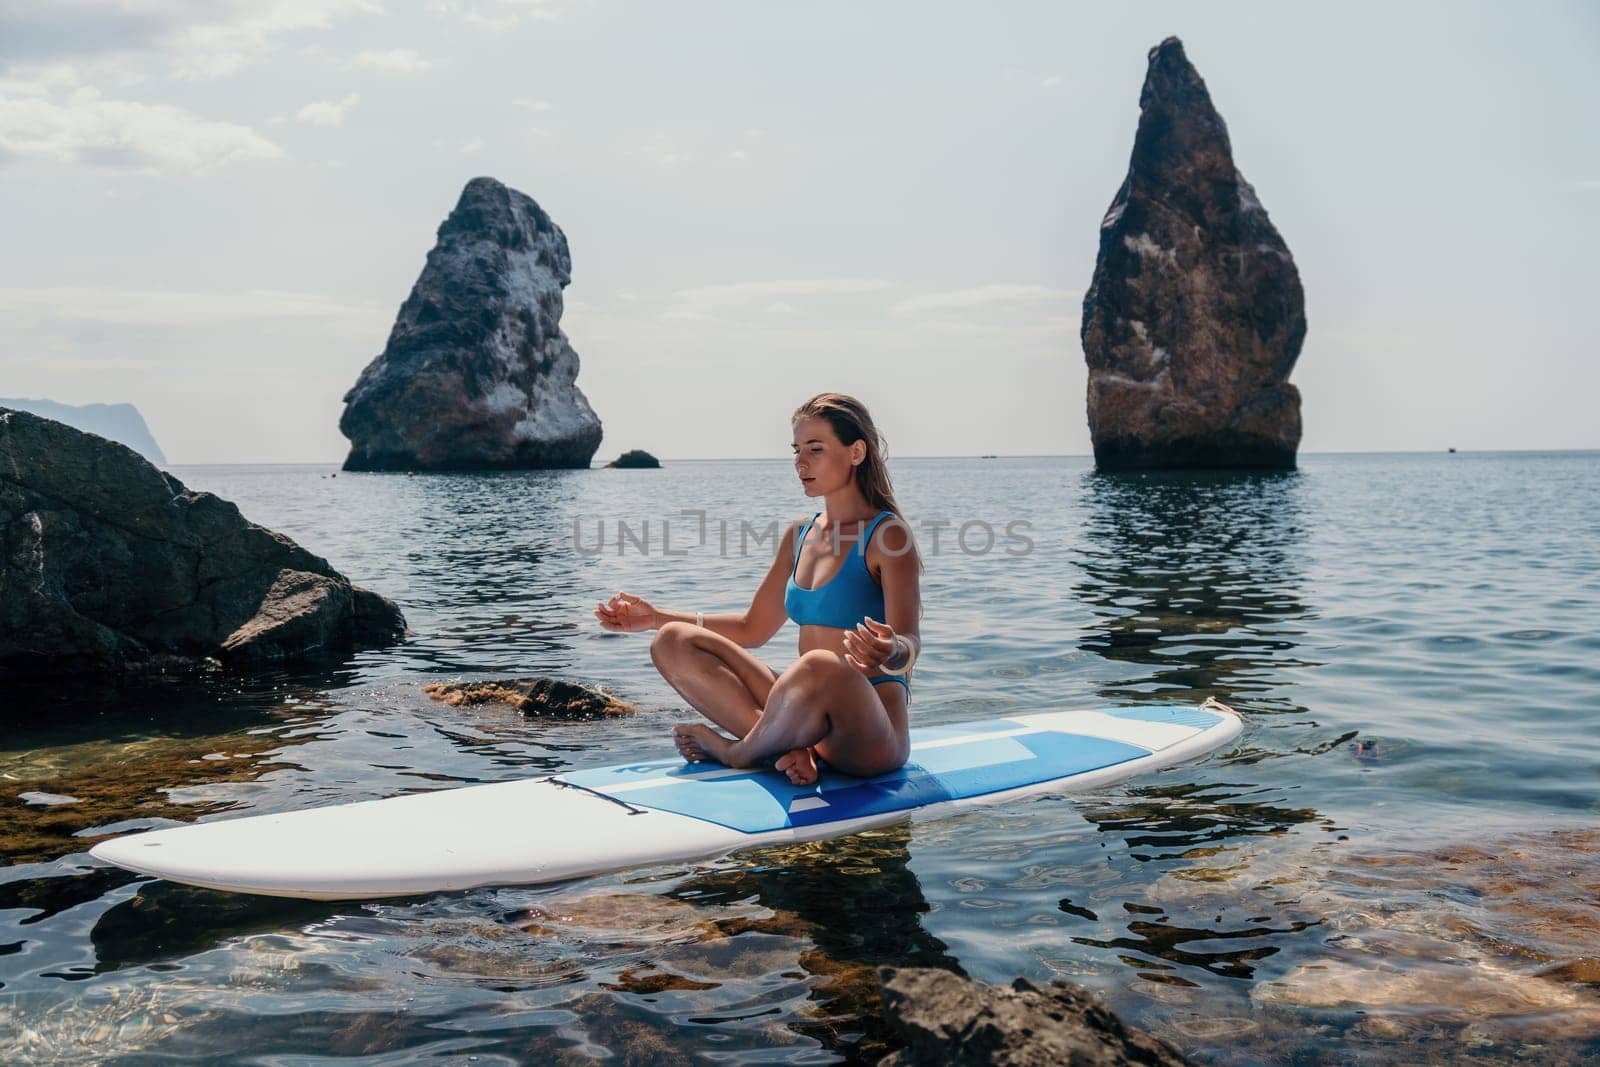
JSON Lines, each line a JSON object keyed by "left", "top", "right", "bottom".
{"left": 843, "top": 616, "right": 898, "bottom": 675}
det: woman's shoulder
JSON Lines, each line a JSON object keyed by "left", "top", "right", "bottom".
{"left": 785, "top": 512, "right": 816, "bottom": 550}
{"left": 867, "top": 510, "right": 916, "bottom": 556}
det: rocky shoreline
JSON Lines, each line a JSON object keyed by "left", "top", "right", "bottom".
{"left": 879, "top": 967, "right": 1191, "bottom": 1065}
{"left": 0, "top": 408, "right": 406, "bottom": 679}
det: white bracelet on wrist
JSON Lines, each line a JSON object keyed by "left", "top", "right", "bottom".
{"left": 880, "top": 635, "right": 917, "bottom": 675}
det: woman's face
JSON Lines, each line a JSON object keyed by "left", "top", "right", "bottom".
{"left": 792, "top": 416, "right": 862, "bottom": 495}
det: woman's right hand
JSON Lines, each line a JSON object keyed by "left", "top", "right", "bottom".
{"left": 594, "top": 591, "right": 659, "bottom": 633}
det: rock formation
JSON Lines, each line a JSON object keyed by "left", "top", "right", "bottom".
{"left": 1081, "top": 37, "right": 1306, "bottom": 470}
{"left": 0, "top": 397, "right": 167, "bottom": 465}
{"left": 606, "top": 449, "right": 660, "bottom": 469}
{"left": 340, "top": 176, "right": 602, "bottom": 471}
{"left": 0, "top": 407, "right": 406, "bottom": 678}
{"left": 879, "top": 967, "right": 1191, "bottom": 1066}
{"left": 421, "top": 677, "right": 636, "bottom": 719}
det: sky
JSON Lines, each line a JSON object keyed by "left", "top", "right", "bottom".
{"left": 2, "top": 0, "right": 1597, "bottom": 465}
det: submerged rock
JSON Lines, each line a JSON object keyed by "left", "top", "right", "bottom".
{"left": 1081, "top": 37, "right": 1305, "bottom": 471}
{"left": 606, "top": 449, "right": 660, "bottom": 469}
{"left": 879, "top": 966, "right": 1191, "bottom": 1066}
{"left": 421, "top": 677, "right": 636, "bottom": 719}
{"left": 0, "top": 407, "right": 406, "bottom": 679}
{"left": 1249, "top": 828, "right": 1600, "bottom": 1039}
{"left": 340, "top": 176, "right": 603, "bottom": 471}
{"left": 503, "top": 827, "right": 963, "bottom": 1061}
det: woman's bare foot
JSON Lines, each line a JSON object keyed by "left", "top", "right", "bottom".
{"left": 672, "top": 724, "right": 713, "bottom": 762}
{"left": 775, "top": 746, "right": 820, "bottom": 786}
{"left": 673, "top": 723, "right": 735, "bottom": 765}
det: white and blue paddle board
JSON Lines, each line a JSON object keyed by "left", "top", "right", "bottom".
{"left": 89, "top": 702, "right": 1241, "bottom": 900}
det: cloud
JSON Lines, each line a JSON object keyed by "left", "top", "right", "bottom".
{"left": 638, "top": 126, "right": 767, "bottom": 170}
{"left": 638, "top": 131, "right": 688, "bottom": 167}
{"left": 7, "top": 353, "right": 158, "bottom": 372}
{"left": 665, "top": 278, "right": 892, "bottom": 320}
{"left": 891, "top": 284, "right": 1079, "bottom": 317}
{"left": 0, "top": 62, "right": 96, "bottom": 98}
{"left": 630, "top": 280, "right": 1077, "bottom": 340}
{"left": 886, "top": 284, "right": 1081, "bottom": 340}
{"left": 674, "top": 279, "right": 893, "bottom": 307}
{"left": 0, "top": 285, "right": 389, "bottom": 335}
{"left": 295, "top": 92, "right": 359, "bottom": 126}
{"left": 426, "top": 0, "right": 575, "bottom": 31}
{"left": 351, "top": 47, "right": 433, "bottom": 73}
{"left": 0, "top": 1, "right": 386, "bottom": 82}
{"left": 429, "top": 136, "right": 485, "bottom": 153}
{"left": 0, "top": 86, "right": 282, "bottom": 173}
{"left": 514, "top": 97, "right": 552, "bottom": 111}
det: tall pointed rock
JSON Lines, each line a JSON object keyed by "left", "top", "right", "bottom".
{"left": 340, "top": 177, "right": 603, "bottom": 471}
{"left": 1082, "top": 37, "right": 1305, "bottom": 470}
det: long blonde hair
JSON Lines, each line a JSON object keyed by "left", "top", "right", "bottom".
{"left": 791, "top": 392, "right": 924, "bottom": 579}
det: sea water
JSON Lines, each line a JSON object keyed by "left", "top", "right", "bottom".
{"left": 2, "top": 452, "right": 1596, "bottom": 1062}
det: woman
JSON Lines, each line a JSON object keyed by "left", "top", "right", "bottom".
{"left": 593, "top": 392, "right": 922, "bottom": 786}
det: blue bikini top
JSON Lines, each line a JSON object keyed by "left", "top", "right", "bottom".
{"left": 784, "top": 510, "right": 895, "bottom": 629}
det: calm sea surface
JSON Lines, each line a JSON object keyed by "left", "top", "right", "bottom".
{"left": 2, "top": 452, "right": 1598, "bottom": 1063}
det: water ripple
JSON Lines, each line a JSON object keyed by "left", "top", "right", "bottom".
{"left": 2, "top": 452, "right": 1598, "bottom": 1062}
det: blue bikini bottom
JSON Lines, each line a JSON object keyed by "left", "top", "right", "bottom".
{"left": 764, "top": 663, "right": 909, "bottom": 699}
{"left": 866, "top": 674, "right": 910, "bottom": 697}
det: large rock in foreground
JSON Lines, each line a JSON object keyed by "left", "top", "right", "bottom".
{"left": 0, "top": 408, "right": 406, "bottom": 679}
{"left": 879, "top": 967, "right": 1191, "bottom": 1066}
{"left": 1081, "top": 37, "right": 1306, "bottom": 471}
{"left": 340, "top": 176, "right": 603, "bottom": 471}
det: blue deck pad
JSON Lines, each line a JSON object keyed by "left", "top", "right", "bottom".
{"left": 1103, "top": 705, "right": 1224, "bottom": 731}
{"left": 563, "top": 727, "right": 1151, "bottom": 835}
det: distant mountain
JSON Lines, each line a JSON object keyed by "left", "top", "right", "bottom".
{"left": 0, "top": 398, "right": 167, "bottom": 465}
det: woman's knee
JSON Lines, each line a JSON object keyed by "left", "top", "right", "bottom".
{"left": 649, "top": 620, "right": 697, "bottom": 665}
{"left": 772, "top": 649, "right": 850, "bottom": 698}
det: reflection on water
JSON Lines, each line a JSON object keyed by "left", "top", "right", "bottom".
{"left": 1059, "top": 783, "right": 1328, "bottom": 987}
{"left": 662, "top": 826, "right": 962, "bottom": 1059}
{"left": 1070, "top": 908, "right": 1318, "bottom": 984}
{"left": 1082, "top": 780, "right": 1327, "bottom": 862}
{"left": 377, "top": 468, "right": 596, "bottom": 676}
{"left": 1075, "top": 470, "right": 1314, "bottom": 710}
{"left": 0, "top": 671, "right": 346, "bottom": 866}
{"left": 3, "top": 454, "right": 1599, "bottom": 1062}
{"left": 89, "top": 881, "right": 339, "bottom": 975}
{"left": 6, "top": 828, "right": 953, "bottom": 1063}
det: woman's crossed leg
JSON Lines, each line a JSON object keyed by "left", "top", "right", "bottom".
{"left": 652, "top": 623, "right": 904, "bottom": 782}
{"left": 650, "top": 621, "right": 828, "bottom": 784}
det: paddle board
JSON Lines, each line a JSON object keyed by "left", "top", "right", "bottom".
{"left": 89, "top": 701, "right": 1241, "bottom": 900}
